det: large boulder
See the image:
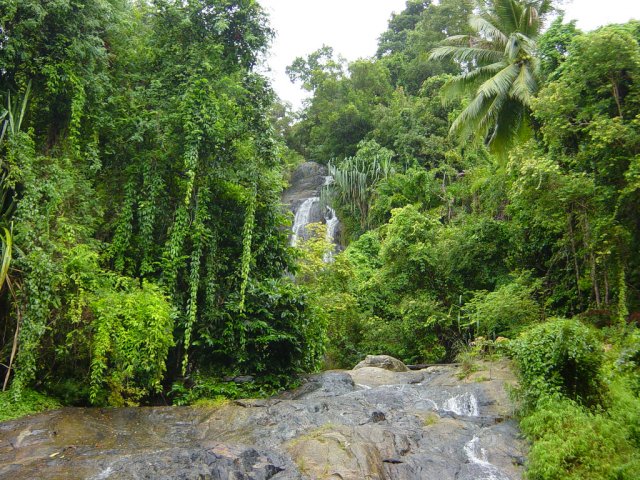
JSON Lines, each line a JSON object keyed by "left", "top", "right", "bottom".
{"left": 353, "top": 355, "right": 409, "bottom": 372}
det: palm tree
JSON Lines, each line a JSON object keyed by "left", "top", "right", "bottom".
{"left": 430, "top": 0, "right": 553, "bottom": 153}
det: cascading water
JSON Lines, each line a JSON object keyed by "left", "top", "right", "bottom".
{"left": 323, "top": 206, "right": 340, "bottom": 262}
{"left": 291, "top": 196, "right": 319, "bottom": 247}
{"left": 442, "top": 391, "right": 479, "bottom": 417}
{"left": 464, "top": 436, "right": 511, "bottom": 480}
{"left": 290, "top": 174, "right": 340, "bottom": 261}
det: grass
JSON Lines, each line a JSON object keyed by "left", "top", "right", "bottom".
{"left": 422, "top": 411, "right": 440, "bottom": 426}
{"left": 455, "top": 348, "right": 481, "bottom": 379}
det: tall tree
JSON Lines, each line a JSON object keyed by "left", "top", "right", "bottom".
{"left": 430, "top": 0, "right": 553, "bottom": 154}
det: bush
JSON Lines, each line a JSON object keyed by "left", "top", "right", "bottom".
{"left": 89, "top": 279, "right": 174, "bottom": 406}
{"left": 169, "top": 370, "right": 295, "bottom": 406}
{"left": 322, "top": 291, "right": 365, "bottom": 369}
{"left": 464, "top": 273, "right": 541, "bottom": 337}
{"left": 521, "top": 396, "right": 640, "bottom": 480}
{"left": 359, "top": 294, "right": 448, "bottom": 365}
{"left": 0, "top": 388, "right": 61, "bottom": 422}
{"left": 232, "top": 278, "right": 326, "bottom": 375}
{"left": 512, "top": 318, "right": 604, "bottom": 407}
{"left": 617, "top": 329, "right": 640, "bottom": 394}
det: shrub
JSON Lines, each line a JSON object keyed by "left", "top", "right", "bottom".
{"left": 322, "top": 291, "right": 365, "bottom": 369}
{"left": 169, "top": 370, "right": 294, "bottom": 406}
{"left": 89, "top": 279, "right": 174, "bottom": 406}
{"left": 521, "top": 396, "right": 640, "bottom": 480}
{"left": 232, "top": 278, "right": 326, "bottom": 375}
{"left": 464, "top": 273, "right": 541, "bottom": 337}
{"left": 0, "top": 388, "right": 61, "bottom": 422}
{"left": 512, "top": 318, "right": 604, "bottom": 407}
{"left": 359, "top": 294, "right": 448, "bottom": 365}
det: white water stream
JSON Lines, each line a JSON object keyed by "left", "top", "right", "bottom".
{"left": 291, "top": 196, "right": 319, "bottom": 247}
{"left": 290, "top": 175, "right": 340, "bottom": 261}
{"left": 442, "top": 391, "right": 479, "bottom": 417}
{"left": 464, "top": 436, "right": 511, "bottom": 480}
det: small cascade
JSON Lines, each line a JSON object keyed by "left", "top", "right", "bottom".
{"left": 291, "top": 197, "right": 319, "bottom": 246}
{"left": 323, "top": 206, "right": 340, "bottom": 262}
{"left": 91, "top": 466, "right": 114, "bottom": 480}
{"left": 464, "top": 436, "right": 511, "bottom": 480}
{"left": 442, "top": 392, "right": 479, "bottom": 417}
{"left": 288, "top": 172, "right": 341, "bottom": 260}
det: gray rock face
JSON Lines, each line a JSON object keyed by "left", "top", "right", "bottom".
{"left": 282, "top": 161, "right": 341, "bottom": 252}
{"left": 0, "top": 361, "right": 527, "bottom": 480}
{"left": 353, "top": 354, "right": 410, "bottom": 372}
{"left": 282, "top": 162, "right": 328, "bottom": 215}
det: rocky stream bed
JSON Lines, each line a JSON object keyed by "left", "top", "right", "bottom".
{"left": 0, "top": 357, "right": 527, "bottom": 479}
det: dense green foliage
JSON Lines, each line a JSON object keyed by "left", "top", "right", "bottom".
{"left": 512, "top": 318, "right": 604, "bottom": 407}
{"left": 287, "top": 0, "right": 640, "bottom": 364}
{"left": 0, "top": 0, "right": 319, "bottom": 407}
{"left": 2, "top": 1, "right": 640, "bottom": 477}
{"left": 520, "top": 389, "right": 640, "bottom": 480}
{"left": 284, "top": 1, "right": 640, "bottom": 478}
{"left": 0, "top": 388, "right": 60, "bottom": 422}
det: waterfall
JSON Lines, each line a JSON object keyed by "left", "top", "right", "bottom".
{"left": 289, "top": 174, "right": 340, "bottom": 261}
{"left": 291, "top": 197, "right": 319, "bottom": 247}
{"left": 323, "top": 206, "right": 340, "bottom": 262}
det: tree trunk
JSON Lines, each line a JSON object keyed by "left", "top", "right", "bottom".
{"left": 2, "top": 306, "right": 21, "bottom": 391}
{"left": 567, "top": 214, "right": 582, "bottom": 304}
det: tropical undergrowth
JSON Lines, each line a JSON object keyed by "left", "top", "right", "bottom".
{"left": 0, "top": 0, "right": 323, "bottom": 410}
{"left": 285, "top": 2, "right": 640, "bottom": 478}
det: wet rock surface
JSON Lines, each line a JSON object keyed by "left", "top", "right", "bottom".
{"left": 282, "top": 161, "right": 341, "bottom": 253}
{"left": 0, "top": 361, "right": 527, "bottom": 479}
{"left": 282, "top": 162, "right": 328, "bottom": 215}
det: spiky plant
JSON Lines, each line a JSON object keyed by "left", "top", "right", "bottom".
{"left": 327, "top": 149, "right": 393, "bottom": 231}
{"left": 0, "top": 83, "right": 30, "bottom": 287}
{"left": 0, "top": 83, "right": 30, "bottom": 391}
{"left": 430, "top": 0, "right": 553, "bottom": 154}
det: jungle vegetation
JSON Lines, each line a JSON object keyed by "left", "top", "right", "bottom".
{"left": 1, "top": 1, "right": 640, "bottom": 478}
{"left": 285, "top": 1, "right": 640, "bottom": 478}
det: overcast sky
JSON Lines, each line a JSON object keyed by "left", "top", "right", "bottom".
{"left": 260, "top": 0, "right": 640, "bottom": 109}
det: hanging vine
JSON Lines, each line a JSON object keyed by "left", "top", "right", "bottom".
{"left": 138, "top": 157, "right": 163, "bottom": 277}
{"left": 181, "top": 184, "right": 210, "bottom": 375}
{"left": 110, "top": 174, "right": 137, "bottom": 274}
{"left": 238, "top": 182, "right": 257, "bottom": 313}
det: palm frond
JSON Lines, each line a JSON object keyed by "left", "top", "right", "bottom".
{"left": 450, "top": 91, "right": 495, "bottom": 140}
{"left": 1, "top": 82, "right": 32, "bottom": 141}
{"left": 489, "top": 98, "right": 529, "bottom": 154}
{"left": 429, "top": 45, "right": 503, "bottom": 64}
{"left": 0, "top": 111, "right": 7, "bottom": 146}
{"left": 509, "top": 64, "right": 537, "bottom": 106}
{"left": 0, "top": 226, "right": 13, "bottom": 294}
{"left": 431, "top": 0, "right": 544, "bottom": 153}
{"left": 477, "top": 63, "right": 520, "bottom": 98}
{"left": 441, "top": 62, "right": 507, "bottom": 102}
{"left": 469, "top": 15, "right": 508, "bottom": 47}
{"left": 16, "top": 82, "right": 31, "bottom": 133}
{"left": 442, "top": 35, "right": 476, "bottom": 46}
